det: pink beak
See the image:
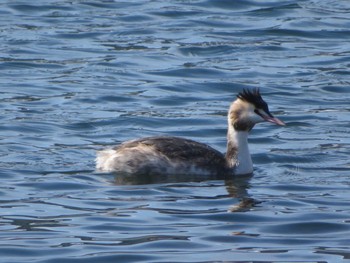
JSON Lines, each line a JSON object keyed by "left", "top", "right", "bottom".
{"left": 263, "top": 115, "right": 286, "bottom": 126}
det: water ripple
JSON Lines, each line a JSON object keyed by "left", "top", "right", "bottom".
{"left": 1, "top": 0, "right": 350, "bottom": 262}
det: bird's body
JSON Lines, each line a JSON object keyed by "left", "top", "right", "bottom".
{"left": 96, "top": 89, "right": 285, "bottom": 177}
{"left": 96, "top": 136, "right": 229, "bottom": 176}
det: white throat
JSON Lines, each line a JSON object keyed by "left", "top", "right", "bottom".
{"left": 227, "top": 126, "right": 253, "bottom": 176}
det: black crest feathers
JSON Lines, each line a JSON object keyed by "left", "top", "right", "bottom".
{"left": 237, "top": 88, "right": 268, "bottom": 111}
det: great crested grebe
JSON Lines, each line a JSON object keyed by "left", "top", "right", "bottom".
{"left": 96, "top": 89, "right": 285, "bottom": 177}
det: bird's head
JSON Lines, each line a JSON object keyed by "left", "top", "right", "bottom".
{"left": 229, "top": 88, "right": 285, "bottom": 131}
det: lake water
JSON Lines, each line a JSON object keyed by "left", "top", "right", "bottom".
{"left": 1, "top": 0, "right": 350, "bottom": 262}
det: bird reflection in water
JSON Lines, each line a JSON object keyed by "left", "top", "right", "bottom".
{"left": 225, "top": 177, "right": 261, "bottom": 212}
{"left": 111, "top": 172, "right": 259, "bottom": 212}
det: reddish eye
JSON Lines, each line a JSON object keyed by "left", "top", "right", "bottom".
{"left": 254, "top": 109, "right": 263, "bottom": 117}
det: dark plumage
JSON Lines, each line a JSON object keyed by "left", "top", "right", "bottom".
{"left": 113, "top": 136, "right": 229, "bottom": 176}
{"left": 237, "top": 88, "right": 270, "bottom": 114}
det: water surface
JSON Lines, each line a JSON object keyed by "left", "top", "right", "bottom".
{"left": 1, "top": 0, "right": 350, "bottom": 262}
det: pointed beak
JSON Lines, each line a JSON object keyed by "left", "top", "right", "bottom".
{"left": 255, "top": 108, "right": 286, "bottom": 126}
{"left": 263, "top": 115, "right": 286, "bottom": 126}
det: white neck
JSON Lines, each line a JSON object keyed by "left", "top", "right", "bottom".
{"left": 226, "top": 125, "right": 253, "bottom": 176}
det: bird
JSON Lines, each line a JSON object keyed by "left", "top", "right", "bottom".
{"left": 96, "top": 89, "right": 285, "bottom": 177}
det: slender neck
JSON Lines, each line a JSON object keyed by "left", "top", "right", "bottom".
{"left": 225, "top": 125, "right": 253, "bottom": 176}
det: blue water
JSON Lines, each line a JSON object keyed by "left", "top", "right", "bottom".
{"left": 1, "top": 0, "right": 350, "bottom": 262}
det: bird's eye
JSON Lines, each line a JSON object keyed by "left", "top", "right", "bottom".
{"left": 254, "top": 109, "right": 263, "bottom": 117}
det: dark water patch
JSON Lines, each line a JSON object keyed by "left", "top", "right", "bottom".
{"left": 54, "top": 32, "right": 105, "bottom": 40}
{"left": 17, "top": 181, "right": 97, "bottom": 191}
{"left": 178, "top": 44, "right": 237, "bottom": 57}
{"left": 262, "top": 221, "right": 350, "bottom": 235}
{"left": 79, "top": 1, "right": 142, "bottom": 10}
{"left": 237, "top": 28, "right": 350, "bottom": 40}
{"left": 203, "top": 0, "right": 278, "bottom": 10}
{"left": 9, "top": 4, "right": 74, "bottom": 13}
{"left": 40, "top": 254, "right": 157, "bottom": 263}
{"left": 247, "top": 3, "right": 302, "bottom": 17}
{"left": 0, "top": 60, "right": 65, "bottom": 70}
{"left": 264, "top": 184, "right": 335, "bottom": 193}
{"left": 320, "top": 85, "right": 350, "bottom": 94}
{"left": 145, "top": 67, "right": 228, "bottom": 79}
{"left": 304, "top": 1, "right": 350, "bottom": 13}
{"left": 149, "top": 95, "right": 212, "bottom": 106}
{"left": 151, "top": 9, "right": 202, "bottom": 19}
{"left": 316, "top": 247, "right": 350, "bottom": 260}
{"left": 116, "top": 15, "right": 154, "bottom": 23}
{"left": 97, "top": 95, "right": 138, "bottom": 103}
